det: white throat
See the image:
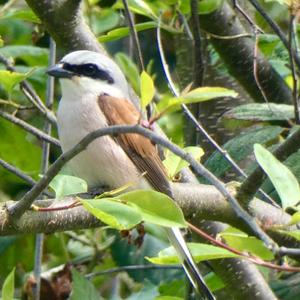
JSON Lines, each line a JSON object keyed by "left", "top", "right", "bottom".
{"left": 60, "top": 76, "right": 128, "bottom": 100}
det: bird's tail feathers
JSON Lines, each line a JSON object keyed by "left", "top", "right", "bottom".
{"left": 166, "top": 227, "right": 215, "bottom": 300}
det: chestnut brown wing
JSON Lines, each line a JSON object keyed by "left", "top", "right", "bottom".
{"left": 98, "top": 94, "right": 171, "bottom": 195}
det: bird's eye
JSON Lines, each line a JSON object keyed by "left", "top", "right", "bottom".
{"left": 82, "top": 64, "right": 98, "bottom": 76}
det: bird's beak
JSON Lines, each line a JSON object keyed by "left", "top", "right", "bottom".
{"left": 47, "top": 64, "right": 73, "bottom": 79}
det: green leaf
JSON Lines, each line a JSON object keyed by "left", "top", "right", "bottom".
{"left": 0, "top": 46, "right": 48, "bottom": 66}
{"left": 147, "top": 243, "right": 238, "bottom": 264}
{"left": 90, "top": 8, "right": 120, "bottom": 35}
{"left": 1, "top": 9, "right": 41, "bottom": 23}
{"left": 127, "top": 282, "right": 159, "bottom": 300}
{"left": 2, "top": 268, "right": 15, "bottom": 300}
{"left": 119, "top": 190, "right": 187, "bottom": 228}
{"left": 80, "top": 198, "right": 142, "bottom": 230}
{"left": 278, "top": 230, "right": 300, "bottom": 241}
{"left": 158, "top": 279, "right": 186, "bottom": 298}
{"left": 0, "top": 69, "right": 35, "bottom": 95}
{"left": 163, "top": 146, "right": 204, "bottom": 177}
{"left": 203, "top": 272, "right": 225, "bottom": 292}
{"left": 49, "top": 174, "right": 88, "bottom": 198}
{"left": 183, "top": 87, "right": 238, "bottom": 101}
{"left": 115, "top": 52, "right": 140, "bottom": 93}
{"left": 157, "top": 87, "right": 238, "bottom": 113}
{"left": 198, "top": 0, "right": 224, "bottom": 14}
{"left": 223, "top": 103, "right": 294, "bottom": 126}
{"left": 140, "top": 71, "right": 155, "bottom": 109}
{"left": 219, "top": 229, "right": 274, "bottom": 260}
{"left": 155, "top": 297, "right": 183, "bottom": 300}
{"left": 69, "top": 269, "right": 102, "bottom": 300}
{"left": 114, "top": 0, "right": 157, "bottom": 19}
{"left": 205, "top": 126, "right": 283, "bottom": 179}
{"left": 264, "top": 0, "right": 290, "bottom": 6}
{"left": 288, "top": 212, "right": 300, "bottom": 225}
{"left": 254, "top": 144, "right": 300, "bottom": 209}
{"left": 258, "top": 34, "right": 281, "bottom": 56}
{"left": 98, "top": 21, "right": 157, "bottom": 42}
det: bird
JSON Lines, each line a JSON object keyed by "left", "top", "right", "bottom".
{"left": 47, "top": 50, "right": 215, "bottom": 300}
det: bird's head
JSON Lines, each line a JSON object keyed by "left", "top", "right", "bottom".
{"left": 47, "top": 50, "right": 130, "bottom": 99}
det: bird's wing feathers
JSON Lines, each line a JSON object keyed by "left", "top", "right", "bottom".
{"left": 98, "top": 95, "right": 215, "bottom": 299}
{"left": 98, "top": 94, "right": 171, "bottom": 195}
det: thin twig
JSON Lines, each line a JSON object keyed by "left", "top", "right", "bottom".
{"left": 0, "top": 99, "right": 35, "bottom": 110}
{"left": 0, "top": 159, "right": 53, "bottom": 197}
{"left": 278, "top": 247, "right": 300, "bottom": 257}
{"left": 253, "top": 29, "right": 270, "bottom": 103}
{"left": 248, "top": 0, "right": 300, "bottom": 71}
{"left": 0, "top": 53, "right": 57, "bottom": 125}
{"left": 232, "top": 0, "right": 263, "bottom": 33}
{"left": 7, "top": 124, "right": 276, "bottom": 249}
{"left": 156, "top": 17, "right": 277, "bottom": 207}
{"left": 85, "top": 264, "right": 182, "bottom": 279}
{"left": 121, "top": 0, "right": 145, "bottom": 71}
{"left": 188, "top": 222, "right": 300, "bottom": 272}
{"left": 33, "top": 38, "right": 56, "bottom": 300}
{"left": 0, "top": 110, "right": 60, "bottom": 147}
{"left": 288, "top": 14, "right": 300, "bottom": 123}
{"left": 176, "top": 9, "right": 193, "bottom": 40}
{"left": 121, "top": 0, "right": 152, "bottom": 119}
{"left": 205, "top": 32, "right": 252, "bottom": 40}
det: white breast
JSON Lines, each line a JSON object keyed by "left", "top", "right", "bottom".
{"left": 57, "top": 92, "right": 150, "bottom": 190}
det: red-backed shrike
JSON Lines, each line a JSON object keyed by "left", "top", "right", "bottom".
{"left": 48, "top": 50, "right": 214, "bottom": 299}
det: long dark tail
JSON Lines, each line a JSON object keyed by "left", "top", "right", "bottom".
{"left": 166, "top": 227, "right": 216, "bottom": 300}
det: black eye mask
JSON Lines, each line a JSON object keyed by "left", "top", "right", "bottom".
{"left": 62, "top": 62, "right": 114, "bottom": 83}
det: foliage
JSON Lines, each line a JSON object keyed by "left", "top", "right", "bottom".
{"left": 0, "top": 0, "right": 300, "bottom": 299}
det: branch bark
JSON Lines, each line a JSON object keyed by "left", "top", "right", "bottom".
{"left": 1, "top": 183, "right": 298, "bottom": 251}
{"left": 199, "top": 1, "right": 292, "bottom": 104}
{"left": 25, "top": 0, "right": 104, "bottom": 53}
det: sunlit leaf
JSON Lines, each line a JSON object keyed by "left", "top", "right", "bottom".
{"left": 288, "top": 212, "right": 300, "bottom": 225}
{"left": 80, "top": 198, "right": 142, "bottom": 230}
{"left": 219, "top": 229, "right": 274, "bottom": 260}
{"left": 277, "top": 229, "right": 300, "bottom": 241}
{"left": 114, "top": 0, "right": 157, "bottom": 18}
{"left": 157, "top": 87, "right": 238, "bottom": 113}
{"left": 98, "top": 21, "right": 157, "bottom": 42}
{"left": 49, "top": 174, "right": 88, "bottom": 198}
{"left": 119, "top": 190, "right": 187, "bottom": 228}
{"left": 163, "top": 146, "right": 204, "bottom": 178}
{"left": 147, "top": 243, "right": 238, "bottom": 264}
{"left": 140, "top": 71, "right": 155, "bottom": 109}
{"left": 0, "top": 69, "right": 35, "bottom": 95}
{"left": 2, "top": 268, "right": 15, "bottom": 300}
{"left": 254, "top": 144, "right": 300, "bottom": 209}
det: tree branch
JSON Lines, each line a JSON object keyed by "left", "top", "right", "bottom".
{"left": 0, "top": 110, "right": 60, "bottom": 147}
{"left": 25, "top": 0, "right": 104, "bottom": 53}
{"left": 6, "top": 124, "right": 274, "bottom": 250}
{"left": 237, "top": 127, "right": 300, "bottom": 207}
{"left": 0, "top": 184, "right": 298, "bottom": 250}
{"left": 199, "top": 1, "right": 292, "bottom": 104}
